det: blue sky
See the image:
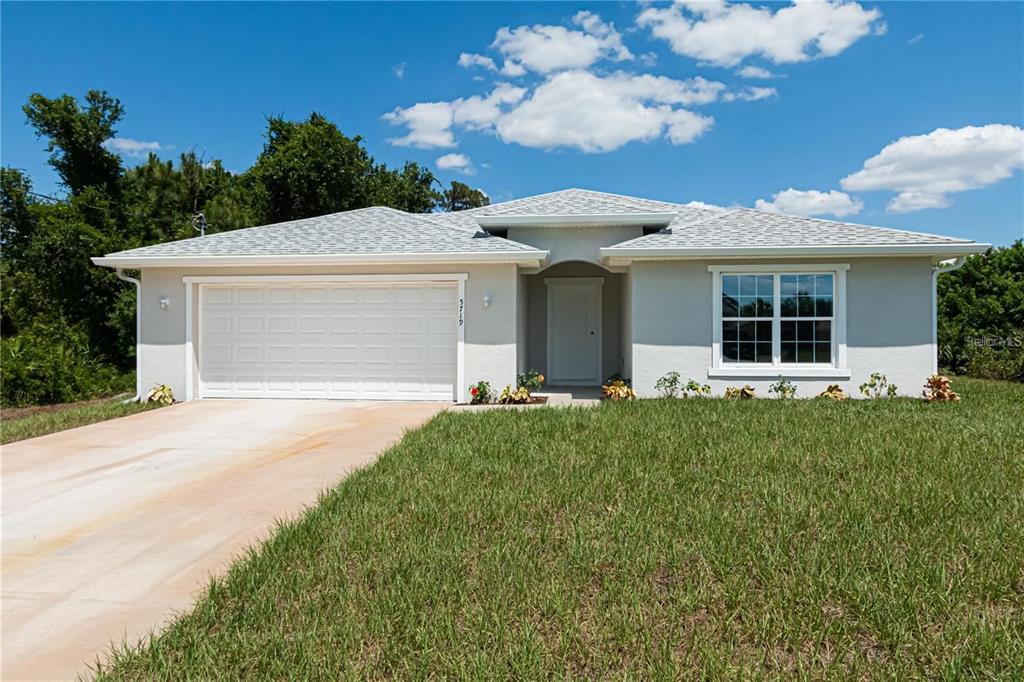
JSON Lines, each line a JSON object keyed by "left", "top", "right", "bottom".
{"left": 2, "top": 1, "right": 1022, "bottom": 245}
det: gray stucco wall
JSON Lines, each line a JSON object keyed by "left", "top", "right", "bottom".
{"left": 523, "top": 261, "right": 623, "bottom": 381}
{"left": 629, "top": 257, "right": 935, "bottom": 397}
{"left": 137, "top": 263, "right": 519, "bottom": 402}
{"left": 508, "top": 225, "right": 642, "bottom": 266}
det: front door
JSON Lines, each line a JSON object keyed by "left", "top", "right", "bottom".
{"left": 546, "top": 278, "right": 603, "bottom": 385}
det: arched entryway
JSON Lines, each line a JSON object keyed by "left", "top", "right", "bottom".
{"left": 520, "top": 261, "right": 625, "bottom": 386}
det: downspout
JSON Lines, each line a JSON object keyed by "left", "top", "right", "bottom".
{"left": 115, "top": 268, "right": 142, "bottom": 402}
{"left": 931, "top": 257, "right": 967, "bottom": 375}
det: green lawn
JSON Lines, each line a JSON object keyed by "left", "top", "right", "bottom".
{"left": 96, "top": 378, "right": 1023, "bottom": 679}
{"left": 1, "top": 397, "right": 159, "bottom": 444}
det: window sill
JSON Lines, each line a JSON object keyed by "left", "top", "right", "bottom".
{"left": 708, "top": 366, "right": 852, "bottom": 380}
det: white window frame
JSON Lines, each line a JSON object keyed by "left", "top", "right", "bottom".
{"left": 708, "top": 264, "right": 850, "bottom": 379}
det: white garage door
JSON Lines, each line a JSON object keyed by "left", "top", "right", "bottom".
{"left": 199, "top": 281, "right": 458, "bottom": 401}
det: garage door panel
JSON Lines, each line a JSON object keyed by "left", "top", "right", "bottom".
{"left": 236, "top": 288, "right": 263, "bottom": 304}
{"left": 200, "top": 282, "right": 457, "bottom": 401}
{"left": 267, "top": 288, "right": 294, "bottom": 304}
{"left": 362, "top": 287, "right": 392, "bottom": 304}
{"left": 266, "top": 345, "right": 294, "bottom": 363}
{"left": 235, "top": 345, "right": 263, "bottom": 363}
{"left": 267, "top": 316, "right": 294, "bottom": 333}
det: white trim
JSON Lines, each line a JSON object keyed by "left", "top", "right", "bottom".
{"left": 476, "top": 213, "right": 675, "bottom": 228}
{"left": 545, "top": 278, "right": 603, "bottom": 385}
{"left": 709, "top": 266, "right": 849, "bottom": 376}
{"left": 602, "top": 242, "right": 988, "bottom": 263}
{"left": 931, "top": 257, "right": 967, "bottom": 374}
{"left": 457, "top": 277, "right": 466, "bottom": 404}
{"left": 184, "top": 282, "right": 194, "bottom": 401}
{"left": 93, "top": 251, "right": 547, "bottom": 269}
{"left": 708, "top": 367, "right": 852, "bottom": 379}
{"left": 182, "top": 273, "right": 469, "bottom": 284}
{"left": 708, "top": 263, "right": 851, "bottom": 273}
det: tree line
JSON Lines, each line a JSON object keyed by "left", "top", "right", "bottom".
{"left": 1, "top": 91, "right": 489, "bottom": 406}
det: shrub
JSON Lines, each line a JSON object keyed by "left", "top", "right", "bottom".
{"left": 958, "top": 343, "right": 1024, "bottom": 382}
{"left": 860, "top": 372, "right": 898, "bottom": 398}
{"left": 937, "top": 241, "right": 1023, "bottom": 382}
{"left": 768, "top": 376, "right": 797, "bottom": 399}
{"left": 468, "top": 380, "right": 492, "bottom": 404}
{"left": 817, "top": 384, "right": 848, "bottom": 401}
{"left": 923, "top": 375, "right": 960, "bottom": 402}
{"left": 601, "top": 379, "right": 637, "bottom": 401}
{"left": 1, "top": 319, "right": 129, "bottom": 407}
{"left": 724, "top": 385, "right": 756, "bottom": 400}
{"left": 683, "top": 379, "right": 712, "bottom": 398}
{"left": 145, "top": 384, "right": 175, "bottom": 405}
{"left": 654, "top": 371, "right": 681, "bottom": 398}
{"left": 516, "top": 370, "right": 545, "bottom": 392}
{"left": 498, "top": 384, "right": 532, "bottom": 405}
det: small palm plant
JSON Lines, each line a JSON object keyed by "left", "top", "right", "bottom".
{"left": 860, "top": 372, "right": 898, "bottom": 398}
{"left": 769, "top": 376, "right": 797, "bottom": 399}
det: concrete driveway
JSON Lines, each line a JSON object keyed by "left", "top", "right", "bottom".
{"left": 1, "top": 399, "right": 446, "bottom": 681}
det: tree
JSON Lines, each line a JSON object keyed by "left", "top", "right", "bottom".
{"left": 22, "top": 90, "right": 124, "bottom": 196}
{"left": 248, "top": 113, "right": 375, "bottom": 223}
{"left": 369, "top": 161, "right": 439, "bottom": 213}
{"left": 439, "top": 181, "right": 489, "bottom": 212}
{"left": 121, "top": 152, "right": 254, "bottom": 244}
{"left": 1, "top": 168, "right": 37, "bottom": 260}
{"left": 938, "top": 241, "right": 1024, "bottom": 380}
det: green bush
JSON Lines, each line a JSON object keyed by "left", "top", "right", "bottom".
{"left": 938, "top": 241, "right": 1023, "bottom": 382}
{"left": 1, "top": 320, "right": 130, "bottom": 407}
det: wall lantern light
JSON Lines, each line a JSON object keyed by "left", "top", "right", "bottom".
{"left": 482, "top": 294, "right": 492, "bottom": 308}
{"left": 159, "top": 296, "right": 170, "bottom": 310}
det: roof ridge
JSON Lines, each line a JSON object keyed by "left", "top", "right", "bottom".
{"left": 562, "top": 187, "right": 688, "bottom": 209}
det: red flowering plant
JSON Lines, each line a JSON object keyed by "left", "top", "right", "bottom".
{"left": 468, "top": 380, "right": 492, "bottom": 405}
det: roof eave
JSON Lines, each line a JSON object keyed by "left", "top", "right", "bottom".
{"left": 475, "top": 212, "right": 677, "bottom": 228}
{"left": 92, "top": 250, "right": 550, "bottom": 269}
{"left": 600, "top": 242, "right": 990, "bottom": 264}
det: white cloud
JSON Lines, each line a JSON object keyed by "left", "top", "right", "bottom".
{"left": 382, "top": 101, "right": 457, "bottom": 148}
{"left": 103, "top": 137, "right": 164, "bottom": 158}
{"left": 754, "top": 188, "right": 863, "bottom": 217}
{"left": 386, "top": 70, "right": 723, "bottom": 153}
{"left": 492, "top": 11, "right": 632, "bottom": 74}
{"left": 736, "top": 65, "right": 775, "bottom": 79}
{"left": 495, "top": 70, "right": 715, "bottom": 152}
{"left": 722, "top": 86, "right": 777, "bottom": 102}
{"left": 908, "top": 33, "right": 924, "bottom": 45}
{"left": 382, "top": 83, "right": 527, "bottom": 148}
{"left": 840, "top": 124, "right": 1024, "bottom": 213}
{"left": 637, "top": 0, "right": 885, "bottom": 67}
{"left": 458, "top": 52, "right": 497, "bottom": 72}
{"left": 639, "top": 51, "right": 659, "bottom": 67}
{"left": 393, "top": 62, "right": 406, "bottom": 79}
{"left": 436, "top": 153, "right": 475, "bottom": 175}
{"left": 685, "top": 200, "right": 725, "bottom": 210}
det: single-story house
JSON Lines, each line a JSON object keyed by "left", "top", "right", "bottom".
{"left": 93, "top": 189, "right": 987, "bottom": 402}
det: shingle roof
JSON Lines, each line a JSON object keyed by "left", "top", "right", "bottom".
{"left": 99, "top": 189, "right": 980, "bottom": 264}
{"left": 104, "top": 206, "right": 541, "bottom": 258}
{"left": 608, "top": 207, "right": 975, "bottom": 250}
{"left": 468, "top": 188, "right": 719, "bottom": 221}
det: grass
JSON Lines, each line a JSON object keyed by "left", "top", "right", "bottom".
{"left": 1, "top": 397, "right": 160, "bottom": 444}
{"left": 95, "top": 378, "right": 1023, "bottom": 679}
